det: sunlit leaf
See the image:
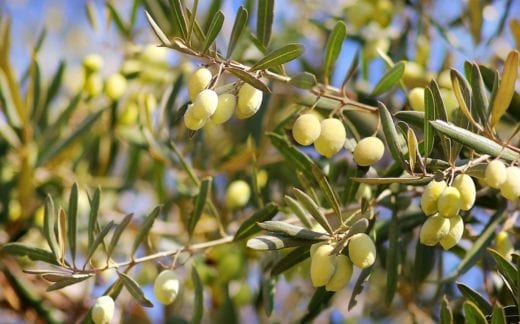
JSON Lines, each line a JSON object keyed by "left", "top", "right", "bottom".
{"left": 289, "top": 72, "right": 317, "bottom": 89}
{"left": 292, "top": 188, "right": 333, "bottom": 234}
{"left": 234, "top": 203, "right": 278, "bottom": 241}
{"left": 323, "top": 21, "right": 346, "bottom": 84}
{"left": 84, "top": 221, "right": 114, "bottom": 267}
{"left": 226, "top": 67, "right": 271, "bottom": 93}
{"left": 118, "top": 272, "right": 153, "bottom": 307}
{"left": 378, "top": 102, "right": 408, "bottom": 171}
{"left": 47, "top": 275, "right": 93, "bottom": 292}
{"left": 202, "top": 10, "right": 224, "bottom": 53}
{"left": 284, "top": 196, "right": 313, "bottom": 228}
{"left": 440, "top": 296, "right": 453, "bottom": 324}
{"left": 251, "top": 43, "right": 304, "bottom": 71}
{"left": 227, "top": 6, "right": 248, "bottom": 58}
{"left": 463, "top": 301, "right": 487, "bottom": 323}
{"left": 188, "top": 177, "right": 212, "bottom": 237}
{"left": 169, "top": 0, "right": 188, "bottom": 40}
{"left": 372, "top": 61, "right": 405, "bottom": 96}
{"left": 246, "top": 233, "right": 313, "bottom": 250}
{"left": 490, "top": 50, "right": 519, "bottom": 127}
{"left": 457, "top": 282, "right": 492, "bottom": 315}
{"left": 145, "top": 11, "right": 171, "bottom": 46}
{"left": 256, "top": 0, "right": 274, "bottom": 48}
{"left": 131, "top": 206, "right": 161, "bottom": 256}
{"left": 107, "top": 213, "right": 133, "bottom": 258}
{"left": 258, "top": 221, "right": 330, "bottom": 241}
{"left": 2, "top": 243, "right": 58, "bottom": 265}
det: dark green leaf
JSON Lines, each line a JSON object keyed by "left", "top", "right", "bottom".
{"left": 106, "top": 2, "right": 130, "bottom": 38}
{"left": 283, "top": 196, "right": 313, "bottom": 228}
{"left": 47, "top": 275, "right": 93, "bottom": 292}
{"left": 226, "top": 67, "right": 271, "bottom": 93}
{"left": 271, "top": 246, "right": 310, "bottom": 276}
{"left": 118, "top": 272, "right": 153, "bottom": 307}
{"left": 424, "top": 87, "right": 435, "bottom": 157}
{"left": 258, "top": 221, "right": 329, "bottom": 240}
{"left": 145, "top": 10, "right": 171, "bottom": 46}
{"left": 292, "top": 188, "right": 333, "bottom": 234}
{"left": 261, "top": 277, "right": 275, "bottom": 316}
{"left": 385, "top": 208, "right": 399, "bottom": 305}
{"left": 413, "top": 241, "right": 436, "bottom": 283}
{"left": 246, "top": 233, "right": 313, "bottom": 250}
{"left": 192, "top": 266, "right": 203, "bottom": 324}
{"left": 301, "top": 287, "right": 334, "bottom": 323}
{"left": 202, "top": 10, "right": 224, "bottom": 53}
{"left": 351, "top": 176, "right": 430, "bottom": 185}
{"left": 251, "top": 43, "right": 304, "bottom": 71}
{"left": 348, "top": 267, "right": 372, "bottom": 310}
{"left": 372, "top": 61, "right": 405, "bottom": 96}
{"left": 2, "top": 243, "right": 58, "bottom": 265}
{"left": 378, "top": 102, "right": 408, "bottom": 171}
{"left": 256, "top": 0, "right": 274, "bottom": 47}
{"left": 463, "top": 301, "right": 487, "bottom": 323}
{"left": 234, "top": 203, "right": 278, "bottom": 241}
{"left": 289, "top": 72, "right": 317, "bottom": 89}
{"left": 430, "top": 120, "right": 519, "bottom": 161}
{"left": 490, "top": 305, "right": 507, "bottom": 324}
{"left": 470, "top": 63, "right": 489, "bottom": 125}
{"left": 185, "top": 8, "right": 207, "bottom": 45}
{"left": 323, "top": 21, "right": 346, "bottom": 84}
{"left": 43, "top": 195, "right": 59, "bottom": 258}
{"left": 268, "top": 132, "right": 314, "bottom": 179}
{"left": 88, "top": 188, "right": 100, "bottom": 249}
{"left": 226, "top": 6, "right": 248, "bottom": 58}
{"left": 188, "top": 177, "right": 212, "bottom": 237}
{"left": 488, "top": 248, "right": 518, "bottom": 296}
{"left": 131, "top": 206, "right": 161, "bottom": 256}
{"left": 456, "top": 283, "right": 493, "bottom": 315}
{"left": 107, "top": 213, "right": 133, "bottom": 258}
{"left": 84, "top": 221, "right": 114, "bottom": 267}
{"left": 440, "top": 296, "right": 453, "bottom": 324}
{"left": 169, "top": 0, "right": 188, "bottom": 40}
{"left": 311, "top": 164, "right": 341, "bottom": 221}
{"left": 68, "top": 183, "right": 78, "bottom": 264}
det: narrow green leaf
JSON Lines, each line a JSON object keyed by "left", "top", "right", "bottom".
{"left": 0, "top": 70, "right": 22, "bottom": 128}
{"left": 43, "top": 59, "right": 65, "bottom": 113}
{"left": 490, "top": 50, "right": 519, "bottom": 127}
{"left": 68, "top": 183, "right": 78, "bottom": 264}
{"left": 84, "top": 221, "right": 114, "bottom": 267}
{"left": 47, "top": 275, "right": 92, "bottom": 292}
{"left": 188, "top": 177, "right": 212, "bottom": 236}
{"left": 385, "top": 208, "right": 399, "bottom": 305}
{"left": 251, "top": 43, "right": 304, "bottom": 71}
{"left": 457, "top": 283, "right": 493, "bottom": 315}
{"left": 106, "top": 2, "right": 130, "bottom": 38}
{"left": 258, "top": 221, "right": 330, "bottom": 241}
{"left": 145, "top": 10, "right": 171, "bottom": 46}
{"left": 88, "top": 188, "right": 101, "bottom": 249}
{"left": 29, "top": 57, "right": 41, "bottom": 118}
{"left": 450, "top": 69, "right": 473, "bottom": 123}
{"left": 107, "top": 213, "right": 133, "bottom": 258}
{"left": 348, "top": 267, "right": 372, "bottom": 310}
{"left": 289, "top": 72, "right": 317, "bottom": 89}
{"left": 440, "top": 296, "right": 454, "bottom": 324}
{"left": 311, "top": 164, "right": 341, "bottom": 220}
{"left": 2, "top": 243, "right": 58, "bottom": 265}
{"left": 323, "top": 21, "right": 346, "bottom": 84}
{"left": 430, "top": 120, "right": 520, "bottom": 161}
{"left": 488, "top": 248, "right": 518, "bottom": 294}
{"left": 169, "top": 0, "right": 188, "bottom": 40}
{"left": 292, "top": 188, "right": 333, "bottom": 234}
{"left": 413, "top": 241, "right": 436, "bottom": 283}
{"left": 424, "top": 88, "right": 435, "bottom": 158}
{"left": 463, "top": 301, "right": 487, "bottom": 323}
{"left": 202, "top": 10, "right": 224, "bottom": 53}
{"left": 233, "top": 203, "right": 278, "bottom": 241}
{"left": 406, "top": 127, "right": 418, "bottom": 173}
{"left": 468, "top": 0, "right": 483, "bottom": 44}
{"left": 0, "top": 116, "right": 21, "bottom": 147}
{"left": 226, "top": 6, "right": 248, "bottom": 58}
{"left": 283, "top": 196, "right": 313, "bottom": 228}
{"left": 185, "top": 8, "right": 207, "bottom": 45}
{"left": 377, "top": 102, "right": 408, "bottom": 171}
{"left": 43, "top": 195, "right": 59, "bottom": 258}
{"left": 470, "top": 63, "right": 489, "bottom": 125}
{"left": 490, "top": 305, "right": 507, "bottom": 324}
{"left": 57, "top": 208, "right": 66, "bottom": 264}
{"left": 268, "top": 132, "right": 314, "bottom": 179}
{"left": 226, "top": 67, "right": 271, "bottom": 93}
{"left": 301, "top": 287, "right": 334, "bottom": 323}
{"left": 186, "top": 0, "right": 198, "bottom": 42}
{"left": 42, "top": 272, "right": 91, "bottom": 282}
{"left": 118, "top": 272, "right": 153, "bottom": 307}
{"left": 256, "top": 0, "right": 274, "bottom": 47}
{"left": 429, "top": 80, "right": 451, "bottom": 159}
{"left": 131, "top": 206, "right": 161, "bottom": 256}
{"left": 191, "top": 266, "right": 203, "bottom": 324}
{"left": 271, "top": 246, "right": 310, "bottom": 276}
{"left": 372, "top": 61, "right": 405, "bottom": 96}
{"left": 261, "top": 277, "right": 275, "bottom": 316}
{"left": 246, "top": 233, "right": 313, "bottom": 250}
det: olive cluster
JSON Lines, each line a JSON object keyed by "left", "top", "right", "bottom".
{"left": 484, "top": 160, "right": 520, "bottom": 201}
{"left": 310, "top": 233, "right": 376, "bottom": 292}
{"left": 184, "top": 68, "right": 263, "bottom": 130}
{"left": 419, "top": 174, "right": 476, "bottom": 249}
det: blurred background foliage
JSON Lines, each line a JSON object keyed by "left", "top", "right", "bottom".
{"left": 0, "top": 0, "right": 519, "bottom": 323}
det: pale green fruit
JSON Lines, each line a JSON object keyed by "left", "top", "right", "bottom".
{"left": 353, "top": 137, "right": 385, "bottom": 166}
{"left": 408, "top": 87, "right": 425, "bottom": 111}
{"left": 439, "top": 215, "right": 464, "bottom": 250}
{"left": 83, "top": 54, "right": 104, "bottom": 73}
{"left": 420, "top": 180, "right": 447, "bottom": 215}
{"left": 452, "top": 174, "right": 476, "bottom": 211}
{"left": 91, "top": 296, "right": 115, "bottom": 324}
{"left": 500, "top": 167, "right": 520, "bottom": 201}
{"left": 438, "top": 70, "right": 452, "bottom": 89}
{"left": 437, "top": 187, "right": 461, "bottom": 218}
{"left": 355, "top": 183, "right": 372, "bottom": 201}
{"left": 236, "top": 83, "right": 263, "bottom": 119}
{"left": 310, "top": 244, "right": 335, "bottom": 287}
{"left": 313, "top": 118, "right": 346, "bottom": 158}
{"left": 153, "top": 270, "right": 180, "bottom": 305}
{"left": 140, "top": 45, "right": 169, "bottom": 67}
{"left": 84, "top": 74, "right": 103, "bottom": 97}
{"left": 310, "top": 242, "right": 327, "bottom": 257}
{"left": 403, "top": 61, "right": 427, "bottom": 87}
{"left": 292, "top": 113, "right": 321, "bottom": 145}
{"left": 211, "top": 94, "right": 236, "bottom": 124}
{"left": 440, "top": 89, "right": 458, "bottom": 118}
{"left": 419, "top": 214, "right": 450, "bottom": 246}
{"left": 225, "top": 180, "right": 251, "bottom": 209}
{"left": 345, "top": 1, "right": 374, "bottom": 29}
{"left": 485, "top": 160, "right": 507, "bottom": 189}
{"left": 494, "top": 231, "right": 514, "bottom": 261}
{"left": 105, "top": 73, "right": 127, "bottom": 101}
{"left": 183, "top": 105, "right": 206, "bottom": 130}
{"left": 364, "top": 38, "right": 390, "bottom": 61}
{"left": 188, "top": 68, "right": 212, "bottom": 101}
{"left": 191, "top": 89, "right": 218, "bottom": 119}
{"left": 325, "top": 255, "right": 353, "bottom": 292}
{"left": 348, "top": 233, "right": 376, "bottom": 269}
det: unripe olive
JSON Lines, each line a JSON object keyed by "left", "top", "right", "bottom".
{"left": 225, "top": 180, "right": 251, "bottom": 209}
{"left": 325, "top": 255, "right": 353, "bottom": 292}
{"left": 83, "top": 54, "right": 104, "bottom": 73}
{"left": 91, "top": 296, "right": 115, "bottom": 324}
{"left": 355, "top": 183, "right": 372, "bottom": 201}
{"left": 438, "top": 70, "right": 452, "bottom": 89}
{"left": 236, "top": 83, "right": 263, "bottom": 119}
{"left": 105, "top": 73, "right": 127, "bottom": 101}
{"left": 420, "top": 180, "right": 447, "bottom": 215}
{"left": 408, "top": 87, "right": 425, "bottom": 111}
{"left": 494, "top": 231, "right": 514, "bottom": 261}
{"left": 348, "top": 233, "right": 376, "bottom": 269}
{"left": 313, "top": 118, "right": 346, "bottom": 158}
{"left": 292, "top": 113, "right": 322, "bottom": 145}
{"left": 211, "top": 93, "right": 236, "bottom": 124}
{"left": 191, "top": 89, "right": 218, "bottom": 119}
{"left": 452, "top": 174, "right": 476, "bottom": 211}
{"left": 183, "top": 104, "right": 206, "bottom": 130}
{"left": 439, "top": 215, "right": 464, "bottom": 250}
{"left": 485, "top": 160, "right": 507, "bottom": 189}
{"left": 500, "top": 167, "right": 520, "bottom": 201}
{"left": 84, "top": 74, "right": 103, "bottom": 97}
{"left": 437, "top": 186, "right": 461, "bottom": 218}
{"left": 153, "top": 270, "right": 180, "bottom": 305}
{"left": 188, "top": 68, "right": 212, "bottom": 101}
{"left": 403, "top": 61, "right": 427, "bottom": 87}
{"left": 353, "top": 137, "right": 385, "bottom": 166}
{"left": 310, "top": 244, "right": 335, "bottom": 287}
{"left": 419, "top": 214, "right": 450, "bottom": 246}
